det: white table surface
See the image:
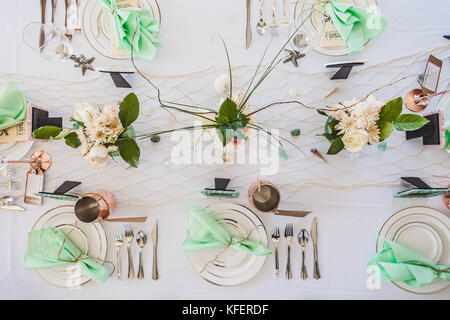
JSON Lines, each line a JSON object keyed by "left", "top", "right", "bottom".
{"left": 0, "top": 0, "right": 450, "bottom": 300}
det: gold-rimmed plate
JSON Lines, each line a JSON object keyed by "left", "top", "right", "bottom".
{"left": 30, "top": 205, "right": 107, "bottom": 288}
{"left": 377, "top": 207, "right": 450, "bottom": 294}
{"left": 186, "top": 202, "right": 268, "bottom": 287}
{"left": 82, "top": 0, "right": 161, "bottom": 60}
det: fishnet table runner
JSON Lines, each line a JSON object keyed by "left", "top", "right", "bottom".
{"left": 2, "top": 43, "right": 449, "bottom": 208}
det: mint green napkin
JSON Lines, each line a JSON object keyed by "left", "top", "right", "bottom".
{"left": 368, "top": 239, "right": 450, "bottom": 288}
{"left": 0, "top": 82, "right": 27, "bottom": 130}
{"left": 323, "top": 0, "right": 387, "bottom": 52}
{"left": 100, "top": 0, "right": 161, "bottom": 60}
{"left": 24, "top": 227, "right": 110, "bottom": 283}
{"left": 182, "top": 207, "right": 272, "bottom": 256}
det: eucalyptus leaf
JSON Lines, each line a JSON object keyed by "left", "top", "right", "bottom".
{"left": 327, "top": 136, "right": 344, "bottom": 155}
{"left": 64, "top": 132, "right": 81, "bottom": 148}
{"left": 378, "top": 120, "right": 394, "bottom": 142}
{"left": 32, "top": 126, "right": 62, "bottom": 139}
{"left": 117, "top": 137, "right": 140, "bottom": 168}
{"left": 118, "top": 93, "right": 139, "bottom": 129}
{"left": 394, "top": 114, "right": 429, "bottom": 131}
{"left": 379, "top": 97, "right": 403, "bottom": 122}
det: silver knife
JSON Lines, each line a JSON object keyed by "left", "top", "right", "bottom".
{"left": 311, "top": 217, "right": 320, "bottom": 279}
{"left": 151, "top": 219, "right": 159, "bottom": 280}
{"left": 0, "top": 205, "right": 25, "bottom": 211}
{"left": 39, "top": 0, "right": 47, "bottom": 50}
{"left": 246, "top": 0, "right": 252, "bottom": 49}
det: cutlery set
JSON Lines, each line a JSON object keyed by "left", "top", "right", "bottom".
{"left": 114, "top": 221, "right": 159, "bottom": 280}
{"left": 247, "top": 0, "right": 290, "bottom": 48}
{"left": 271, "top": 218, "right": 320, "bottom": 280}
{"left": 40, "top": 0, "right": 82, "bottom": 41}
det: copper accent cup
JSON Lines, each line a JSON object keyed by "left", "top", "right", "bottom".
{"left": 74, "top": 189, "right": 116, "bottom": 223}
{"left": 404, "top": 89, "right": 429, "bottom": 112}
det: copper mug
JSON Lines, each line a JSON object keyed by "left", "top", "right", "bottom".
{"left": 74, "top": 189, "right": 116, "bottom": 223}
{"left": 248, "top": 180, "right": 311, "bottom": 217}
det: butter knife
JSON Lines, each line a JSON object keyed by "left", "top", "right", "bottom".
{"left": 0, "top": 205, "right": 25, "bottom": 211}
{"left": 39, "top": 0, "right": 47, "bottom": 50}
{"left": 246, "top": 0, "right": 252, "bottom": 49}
{"left": 151, "top": 219, "right": 159, "bottom": 280}
{"left": 311, "top": 217, "right": 320, "bottom": 279}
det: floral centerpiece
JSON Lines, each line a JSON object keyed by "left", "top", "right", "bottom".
{"left": 33, "top": 93, "right": 141, "bottom": 168}
{"left": 318, "top": 95, "right": 429, "bottom": 154}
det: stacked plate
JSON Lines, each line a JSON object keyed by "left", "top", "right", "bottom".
{"left": 31, "top": 205, "right": 107, "bottom": 288}
{"left": 186, "top": 202, "right": 268, "bottom": 287}
{"left": 377, "top": 207, "right": 450, "bottom": 294}
{"left": 0, "top": 140, "right": 33, "bottom": 161}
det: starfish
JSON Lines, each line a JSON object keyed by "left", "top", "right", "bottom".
{"left": 282, "top": 49, "right": 305, "bottom": 68}
{"left": 70, "top": 54, "right": 96, "bottom": 76}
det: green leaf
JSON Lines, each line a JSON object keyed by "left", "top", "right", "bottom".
{"left": 394, "top": 114, "right": 430, "bottom": 131}
{"left": 317, "top": 110, "right": 328, "bottom": 117}
{"left": 216, "top": 98, "right": 238, "bottom": 126}
{"left": 379, "top": 97, "right": 403, "bottom": 122}
{"left": 53, "top": 130, "right": 71, "bottom": 140}
{"left": 64, "top": 132, "right": 81, "bottom": 148}
{"left": 327, "top": 136, "right": 344, "bottom": 155}
{"left": 216, "top": 126, "right": 234, "bottom": 147}
{"left": 32, "top": 126, "right": 62, "bottom": 139}
{"left": 118, "top": 93, "right": 140, "bottom": 129}
{"left": 117, "top": 138, "right": 140, "bottom": 168}
{"left": 378, "top": 120, "right": 394, "bottom": 142}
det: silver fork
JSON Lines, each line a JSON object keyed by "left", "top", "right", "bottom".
{"left": 284, "top": 223, "right": 293, "bottom": 279}
{"left": 0, "top": 181, "right": 21, "bottom": 191}
{"left": 271, "top": 227, "right": 280, "bottom": 277}
{"left": 124, "top": 224, "right": 135, "bottom": 279}
{"left": 114, "top": 232, "right": 123, "bottom": 279}
{"left": 0, "top": 168, "right": 14, "bottom": 177}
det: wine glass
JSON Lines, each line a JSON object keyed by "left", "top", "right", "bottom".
{"left": 290, "top": 1, "right": 324, "bottom": 54}
{"left": 22, "top": 22, "right": 74, "bottom": 62}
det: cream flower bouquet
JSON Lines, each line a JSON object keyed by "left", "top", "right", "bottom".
{"left": 33, "top": 93, "right": 141, "bottom": 168}
{"left": 319, "top": 95, "right": 429, "bottom": 155}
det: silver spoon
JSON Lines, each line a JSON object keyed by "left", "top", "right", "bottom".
{"left": 256, "top": 0, "right": 267, "bottom": 36}
{"left": 297, "top": 229, "right": 309, "bottom": 279}
{"left": 136, "top": 231, "right": 147, "bottom": 279}
{"left": 0, "top": 196, "right": 24, "bottom": 211}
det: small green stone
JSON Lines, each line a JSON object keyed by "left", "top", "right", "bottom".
{"left": 290, "top": 128, "right": 301, "bottom": 136}
{"left": 150, "top": 135, "right": 160, "bottom": 143}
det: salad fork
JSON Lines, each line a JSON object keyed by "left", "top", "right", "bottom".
{"left": 271, "top": 227, "right": 280, "bottom": 276}
{"left": 284, "top": 223, "right": 293, "bottom": 279}
{"left": 124, "top": 224, "right": 135, "bottom": 279}
{"left": 114, "top": 232, "right": 123, "bottom": 279}
{"left": 0, "top": 168, "right": 14, "bottom": 177}
{"left": 0, "top": 180, "right": 21, "bottom": 191}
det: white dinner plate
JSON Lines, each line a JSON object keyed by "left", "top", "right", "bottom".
{"left": 377, "top": 207, "right": 450, "bottom": 294}
{"left": 0, "top": 140, "right": 33, "bottom": 160}
{"left": 186, "top": 202, "right": 268, "bottom": 287}
{"left": 294, "top": 0, "right": 379, "bottom": 56}
{"left": 82, "top": 0, "right": 161, "bottom": 60}
{"left": 30, "top": 205, "right": 107, "bottom": 288}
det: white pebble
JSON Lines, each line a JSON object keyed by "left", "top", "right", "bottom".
{"left": 288, "top": 89, "right": 297, "bottom": 97}
{"left": 142, "top": 106, "right": 153, "bottom": 116}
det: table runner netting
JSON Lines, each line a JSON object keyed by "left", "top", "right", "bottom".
{"left": 3, "top": 44, "right": 449, "bottom": 207}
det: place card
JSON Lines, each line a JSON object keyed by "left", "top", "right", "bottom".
{"left": 110, "top": 0, "right": 139, "bottom": 57}
{"left": 24, "top": 168, "right": 44, "bottom": 205}
{"left": 0, "top": 121, "right": 29, "bottom": 143}
{"left": 315, "top": 0, "right": 346, "bottom": 49}
{"left": 421, "top": 55, "right": 442, "bottom": 95}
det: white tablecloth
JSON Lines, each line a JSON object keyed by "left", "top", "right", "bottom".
{"left": 0, "top": 0, "right": 449, "bottom": 299}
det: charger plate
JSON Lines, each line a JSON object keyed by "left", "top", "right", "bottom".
{"left": 377, "top": 206, "right": 450, "bottom": 294}
{"left": 83, "top": 0, "right": 161, "bottom": 60}
{"left": 186, "top": 202, "right": 268, "bottom": 287}
{"left": 30, "top": 205, "right": 107, "bottom": 288}
{"left": 294, "top": 0, "right": 379, "bottom": 56}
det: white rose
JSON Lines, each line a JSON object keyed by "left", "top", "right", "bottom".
{"left": 84, "top": 145, "right": 109, "bottom": 169}
{"left": 342, "top": 129, "right": 369, "bottom": 153}
{"left": 73, "top": 103, "right": 98, "bottom": 124}
{"left": 214, "top": 74, "right": 230, "bottom": 95}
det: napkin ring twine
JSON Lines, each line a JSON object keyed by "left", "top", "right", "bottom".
{"left": 404, "top": 260, "right": 449, "bottom": 277}
{"left": 57, "top": 222, "right": 115, "bottom": 277}
{"left": 199, "top": 224, "right": 265, "bottom": 274}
